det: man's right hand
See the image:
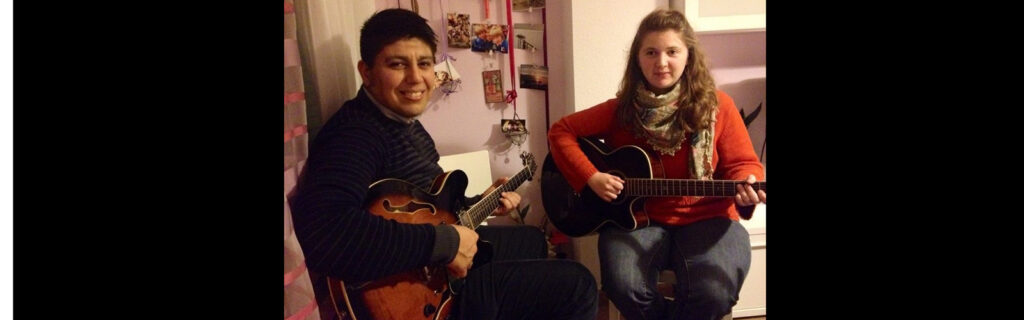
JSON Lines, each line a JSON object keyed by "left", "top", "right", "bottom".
{"left": 447, "top": 225, "right": 478, "bottom": 278}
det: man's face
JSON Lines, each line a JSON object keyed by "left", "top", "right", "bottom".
{"left": 358, "top": 38, "right": 436, "bottom": 118}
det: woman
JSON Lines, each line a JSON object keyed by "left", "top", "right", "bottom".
{"left": 548, "top": 8, "right": 766, "bottom": 320}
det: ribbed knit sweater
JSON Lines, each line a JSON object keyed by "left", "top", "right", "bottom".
{"left": 289, "top": 89, "right": 459, "bottom": 282}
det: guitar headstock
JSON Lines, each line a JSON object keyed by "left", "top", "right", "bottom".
{"left": 520, "top": 152, "right": 537, "bottom": 180}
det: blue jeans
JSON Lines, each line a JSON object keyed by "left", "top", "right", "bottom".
{"left": 599, "top": 217, "right": 751, "bottom": 320}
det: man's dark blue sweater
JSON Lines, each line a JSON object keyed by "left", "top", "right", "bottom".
{"left": 289, "top": 89, "right": 460, "bottom": 283}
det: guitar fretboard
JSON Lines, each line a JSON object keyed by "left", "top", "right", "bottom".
{"left": 625, "top": 179, "right": 766, "bottom": 197}
{"left": 459, "top": 162, "right": 535, "bottom": 229}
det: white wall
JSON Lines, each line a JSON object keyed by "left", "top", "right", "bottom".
{"left": 567, "top": 1, "right": 669, "bottom": 113}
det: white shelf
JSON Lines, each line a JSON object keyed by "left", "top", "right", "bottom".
{"left": 683, "top": 0, "right": 765, "bottom": 34}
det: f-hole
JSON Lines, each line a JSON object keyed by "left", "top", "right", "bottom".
{"left": 382, "top": 199, "right": 435, "bottom": 215}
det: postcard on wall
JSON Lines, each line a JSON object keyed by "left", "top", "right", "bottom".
{"left": 447, "top": 12, "right": 471, "bottom": 48}
{"left": 482, "top": 70, "right": 505, "bottom": 103}
{"left": 513, "top": 23, "right": 544, "bottom": 52}
{"left": 519, "top": 64, "right": 548, "bottom": 91}
{"left": 513, "top": 0, "right": 545, "bottom": 11}
{"left": 471, "top": 24, "right": 509, "bottom": 53}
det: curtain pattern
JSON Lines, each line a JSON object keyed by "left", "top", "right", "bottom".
{"left": 284, "top": 0, "right": 318, "bottom": 319}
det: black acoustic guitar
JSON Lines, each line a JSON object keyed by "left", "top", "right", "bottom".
{"left": 541, "top": 137, "right": 765, "bottom": 237}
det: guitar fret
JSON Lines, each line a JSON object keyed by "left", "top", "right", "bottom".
{"left": 622, "top": 179, "right": 766, "bottom": 197}
{"left": 460, "top": 156, "right": 536, "bottom": 230}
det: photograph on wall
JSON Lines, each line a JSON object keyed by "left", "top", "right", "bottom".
{"left": 482, "top": 70, "right": 505, "bottom": 103}
{"left": 471, "top": 24, "right": 509, "bottom": 53}
{"left": 512, "top": 0, "right": 545, "bottom": 11}
{"left": 519, "top": 64, "right": 548, "bottom": 90}
{"left": 513, "top": 23, "right": 543, "bottom": 52}
{"left": 447, "top": 12, "right": 471, "bottom": 48}
{"left": 501, "top": 119, "right": 527, "bottom": 134}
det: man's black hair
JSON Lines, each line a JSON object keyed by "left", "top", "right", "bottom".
{"left": 360, "top": 8, "right": 438, "bottom": 65}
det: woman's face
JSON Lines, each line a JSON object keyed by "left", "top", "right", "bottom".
{"left": 637, "top": 30, "right": 688, "bottom": 95}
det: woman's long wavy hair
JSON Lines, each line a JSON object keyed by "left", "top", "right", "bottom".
{"left": 616, "top": 9, "right": 717, "bottom": 136}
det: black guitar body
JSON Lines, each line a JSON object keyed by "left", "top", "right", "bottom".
{"left": 541, "top": 137, "right": 652, "bottom": 237}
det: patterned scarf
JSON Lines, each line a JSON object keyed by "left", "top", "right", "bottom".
{"left": 633, "top": 83, "right": 716, "bottom": 180}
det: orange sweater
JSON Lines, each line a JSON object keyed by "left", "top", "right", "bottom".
{"left": 548, "top": 90, "right": 764, "bottom": 226}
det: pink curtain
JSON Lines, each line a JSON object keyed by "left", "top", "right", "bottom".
{"left": 284, "top": 0, "right": 319, "bottom": 319}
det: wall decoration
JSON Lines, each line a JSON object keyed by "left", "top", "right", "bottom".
{"left": 471, "top": 24, "right": 509, "bottom": 53}
{"left": 447, "top": 13, "right": 471, "bottom": 48}
{"left": 434, "top": 59, "right": 462, "bottom": 95}
{"left": 513, "top": 23, "right": 543, "bottom": 52}
{"left": 501, "top": 118, "right": 529, "bottom": 147}
{"left": 512, "top": 0, "right": 544, "bottom": 11}
{"left": 519, "top": 64, "right": 548, "bottom": 90}
{"left": 482, "top": 70, "right": 504, "bottom": 103}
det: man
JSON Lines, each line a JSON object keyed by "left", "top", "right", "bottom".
{"left": 289, "top": 8, "right": 597, "bottom": 320}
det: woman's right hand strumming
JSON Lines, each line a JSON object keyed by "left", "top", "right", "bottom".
{"left": 587, "top": 172, "right": 625, "bottom": 202}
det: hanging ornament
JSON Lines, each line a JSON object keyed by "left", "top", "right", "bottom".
{"left": 435, "top": 0, "right": 461, "bottom": 96}
{"left": 435, "top": 59, "right": 462, "bottom": 96}
{"left": 501, "top": 115, "right": 529, "bottom": 147}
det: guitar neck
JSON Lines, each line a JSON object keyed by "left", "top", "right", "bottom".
{"left": 459, "top": 167, "right": 532, "bottom": 229}
{"left": 624, "top": 179, "right": 766, "bottom": 197}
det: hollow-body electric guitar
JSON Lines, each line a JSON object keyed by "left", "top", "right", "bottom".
{"left": 328, "top": 153, "right": 537, "bottom": 320}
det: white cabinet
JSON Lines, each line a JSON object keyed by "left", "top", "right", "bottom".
{"left": 673, "top": 0, "right": 766, "bottom": 34}
{"left": 734, "top": 203, "right": 766, "bottom": 317}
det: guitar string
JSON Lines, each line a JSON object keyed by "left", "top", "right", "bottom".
{"left": 624, "top": 179, "right": 765, "bottom": 197}
{"left": 462, "top": 163, "right": 534, "bottom": 228}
